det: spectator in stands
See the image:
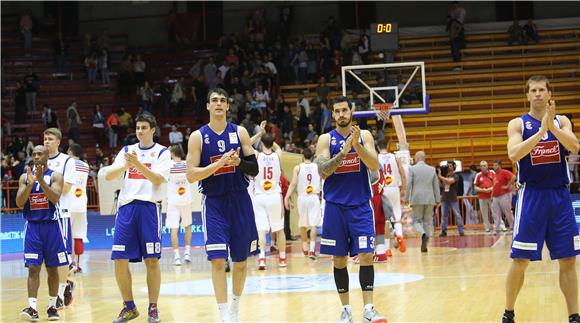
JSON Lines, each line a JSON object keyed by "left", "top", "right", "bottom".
{"left": 296, "top": 92, "right": 310, "bottom": 118}
{"left": 97, "top": 29, "right": 111, "bottom": 52}
{"left": 508, "top": 20, "right": 527, "bottom": 46}
{"left": 140, "top": 81, "right": 154, "bottom": 112}
{"left": 297, "top": 47, "right": 309, "bottom": 83}
{"left": 99, "top": 49, "right": 111, "bottom": 85}
{"left": 117, "top": 107, "right": 133, "bottom": 143}
{"left": 14, "top": 81, "right": 27, "bottom": 124}
{"left": 85, "top": 52, "right": 98, "bottom": 84}
{"left": 168, "top": 124, "right": 183, "bottom": 148}
{"left": 19, "top": 10, "right": 33, "bottom": 51}
{"left": 119, "top": 54, "right": 134, "bottom": 95}
{"left": 204, "top": 56, "right": 217, "bottom": 87}
{"left": 92, "top": 104, "right": 106, "bottom": 148}
{"left": 42, "top": 104, "right": 59, "bottom": 129}
{"left": 305, "top": 123, "right": 318, "bottom": 146}
{"left": 53, "top": 32, "right": 68, "bottom": 73}
{"left": 281, "top": 104, "right": 293, "bottom": 141}
{"left": 23, "top": 68, "right": 39, "bottom": 112}
{"left": 171, "top": 77, "right": 185, "bottom": 116}
{"left": 106, "top": 110, "right": 120, "bottom": 148}
{"left": 225, "top": 49, "right": 240, "bottom": 67}
{"left": 446, "top": 2, "right": 466, "bottom": 70}
{"left": 357, "top": 31, "right": 370, "bottom": 63}
{"left": 241, "top": 113, "right": 255, "bottom": 136}
{"left": 133, "top": 54, "right": 146, "bottom": 88}
{"left": 320, "top": 101, "right": 332, "bottom": 134}
{"left": 191, "top": 75, "right": 208, "bottom": 115}
{"left": 81, "top": 33, "right": 95, "bottom": 62}
{"left": 253, "top": 84, "right": 270, "bottom": 117}
{"left": 315, "top": 76, "right": 330, "bottom": 103}
{"left": 23, "top": 137, "right": 34, "bottom": 158}
{"left": 66, "top": 101, "right": 82, "bottom": 143}
{"left": 188, "top": 60, "right": 203, "bottom": 79}
{"left": 523, "top": 19, "right": 540, "bottom": 44}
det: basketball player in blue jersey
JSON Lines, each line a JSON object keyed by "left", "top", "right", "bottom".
{"left": 315, "top": 96, "right": 385, "bottom": 323}
{"left": 17, "top": 145, "right": 67, "bottom": 321}
{"left": 502, "top": 76, "right": 580, "bottom": 323}
{"left": 186, "top": 88, "right": 259, "bottom": 322}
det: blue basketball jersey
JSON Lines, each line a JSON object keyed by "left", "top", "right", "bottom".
{"left": 199, "top": 123, "right": 249, "bottom": 196}
{"left": 23, "top": 169, "right": 59, "bottom": 222}
{"left": 323, "top": 129, "right": 372, "bottom": 206}
{"left": 517, "top": 114, "right": 571, "bottom": 188}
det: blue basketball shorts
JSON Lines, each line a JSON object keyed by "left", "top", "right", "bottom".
{"left": 24, "top": 220, "right": 69, "bottom": 268}
{"left": 111, "top": 200, "right": 162, "bottom": 262}
{"left": 511, "top": 184, "right": 580, "bottom": 261}
{"left": 202, "top": 191, "right": 259, "bottom": 262}
{"left": 320, "top": 200, "right": 376, "bottom": 257}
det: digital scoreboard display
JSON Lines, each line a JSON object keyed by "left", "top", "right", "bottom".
{"left": 370, "top": 22, "right": 399, "bottom": 51}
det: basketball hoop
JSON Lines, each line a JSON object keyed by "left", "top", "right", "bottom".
{"left": 372, "top": 103, "right": 394, "bottom": 121}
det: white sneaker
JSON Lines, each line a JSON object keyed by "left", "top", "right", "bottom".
{"left": 338, "top": 308, "right": 353, "bottom": 323}
{"left": 173, "top": 257, "right": 182, "bottom": 266}
{"left": 184, "top": 252, "right": 191, "bottom": 263}
{"left": 229, "top": 303, "right": 240, "bottom": 322}
{"left": 362, "top": 307, "right": 385, "bottom": 323}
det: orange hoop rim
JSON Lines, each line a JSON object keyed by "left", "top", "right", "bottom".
{"left": 371, "top": 103, "right": 394, "bottom": 120}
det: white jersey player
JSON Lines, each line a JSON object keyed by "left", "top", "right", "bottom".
{"left": 377, "top": 138, "right": 407, "bottom": 256}
{"left": 43, "top": 128, "right": 75, "bottom": 309}
{"left": 64, "top": 144, "right": 89, "bottom": 273}
{"left": 285, "top": 147, "right": 321, "bottom": 260}
{"left": 166, "top": 145, "right": 193, "bottom": 266}
{"left": 251, "top": 133, "right": 286, "bottom": 270}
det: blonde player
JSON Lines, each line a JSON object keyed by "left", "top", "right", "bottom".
{"left": 252, "top": 133, "right": 286, "bottom": 270}
{"left": 285, "top": 147, "right": 321, "bottom": 260}
{"left": 66, "top": 144, "right": 89, "bottom": 273}
{"left": 43, "top": 128, "right": 75, "bottom": 309}
{"left": 166, "top": 145, "right": 193, "bottom": 266}
{"left": 377, "top": 138, "right": 406, "bottom": 255}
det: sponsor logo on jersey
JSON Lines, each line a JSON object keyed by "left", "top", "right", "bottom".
{"left": 29, "top": 193, "right": 49, "bottom": 210}
{"left": 128, "top": 163, "right": 152, "bottom": 179}
{"left": 204, "top": 135, "right": 210, "bottom": 144}
{"left": 384, "top": 175, "right": 393, "bottom": 185}
{"left": 306, "top": 185, "right": 314, "bottom": 194}
{"left": 210, "top": 155, "right": 235, "bottom": 175}
{"left": 178, "top": 186, "right": 186, "bottom": 195}
{"left": 335, "top": 152, "right": 360, "bottom": 174}
{"left": 262, "top": 180, "right": 273, "bottom": 191}
{"left": 525, "top": 121, "right": 532, "bottom": 130}
{"left": 531, "top": 140, "right": 561, "bottom": 165}
{"left": 74, "top": 188, "right": 83, "bottom": 197}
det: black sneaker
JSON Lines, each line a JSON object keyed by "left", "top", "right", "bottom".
{"left": 570, "top": 314, "right": 580, "bottom": 323}
{"left": 501, "top": 311, "right": 515, "bottom": 323}
{"left": 47, "top": 306, "right": 60, "bottom": 321}
{"left": 55, "top": 297, "right": 64, "bottom": 311}
{"left": 19, "top": 307, "right": 39, "bottom": 322}
{"left": 225, "top": 259, "right": 231, "bottom": 273}
{"left": 64, "top": 280, "right": 74, "bottom": 306}
{"left": 421, "top": 234, "right": 428, "bottom": 253}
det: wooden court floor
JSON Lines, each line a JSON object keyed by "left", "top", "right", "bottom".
{"left": 1, "top": 230, "right": 577, "bottom": 322}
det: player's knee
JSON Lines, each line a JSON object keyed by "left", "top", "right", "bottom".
{"left": 211, "top": 258, "right": 226, "bottom": 271}
{"left": 144, "top": 257, "right": 159, "bottom": 270}
{"left": 358, "top": 252, "right": 374, "bottom": 265}
{"left": 28, "top": 265, "right": 41, "bottom": 277}
{"left": 512, "top": 258, "right": 529, "bottom": 271}
{"left": 333, "top": 266, "right": 349, "bottom": 294}
{"left": 233, "top": 261, "right": 247, "bottom": 272}
{"left": 558, "top": 257, "right": 577, "bottom": 271}
{"left": 333, "top": 256, "right": 348, "bottom": 269}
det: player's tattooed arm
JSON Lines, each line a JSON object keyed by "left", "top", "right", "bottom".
{"left": 315, "top": 153, "right": 346, "bottom": 179}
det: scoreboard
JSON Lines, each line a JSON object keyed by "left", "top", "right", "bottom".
{"left": 370, "top": 22, "right": 399, "bottom": 51}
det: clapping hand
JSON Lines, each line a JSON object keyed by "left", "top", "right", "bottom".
{"left": 124, "top": 150, "right": 140, "bottom": 168}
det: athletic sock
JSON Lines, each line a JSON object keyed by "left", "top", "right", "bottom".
{"left": 57, "top": 283, "right": 66, "bottom": 299}
{"left": 309, "top": 241, "right": 316, "bottom": 252}
{"left": 28, "top": 298, "right": 37, "bottom": 310}
{"left": 280, "top": 251, "right": 286, "bottom": 259}
{"left": 48, "top": 296, "right": 57, "bottom": 308}
{"left": 124, "top": 300, "right": 136, "bottom": 310}
{"left": 218, "top": 303, "right": 229, "bottom": 321}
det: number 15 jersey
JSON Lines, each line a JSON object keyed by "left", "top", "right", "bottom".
{"left": 253, "top": 152, "right": 281, "bottom": 195}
